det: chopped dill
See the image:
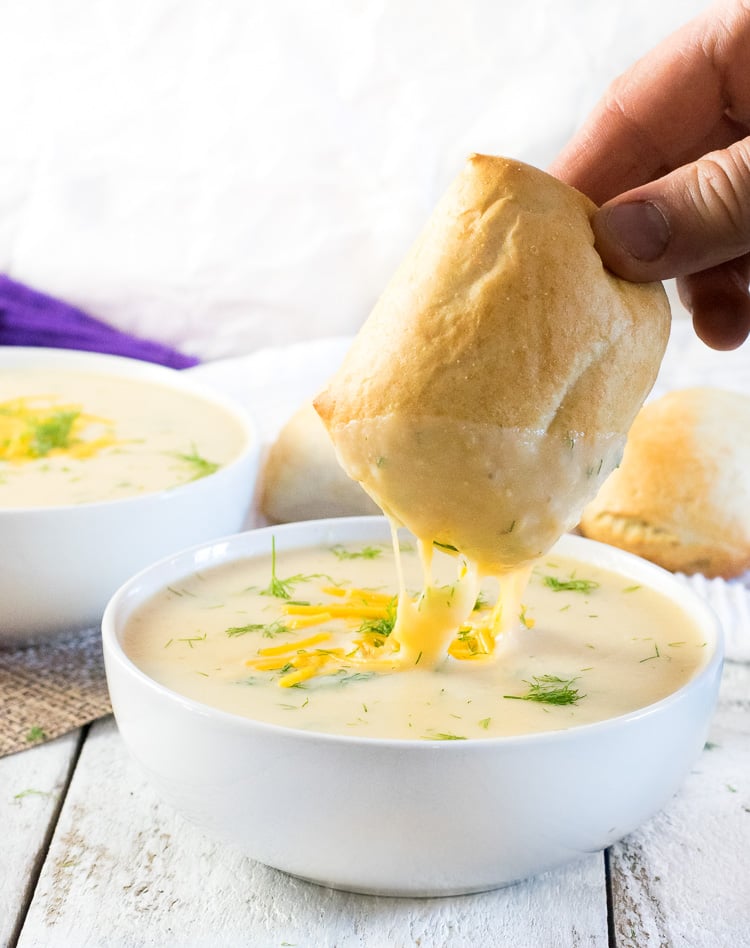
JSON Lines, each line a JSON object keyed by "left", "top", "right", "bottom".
{"left": 473, "top": 591, "right": 489, "bottom": 611}
{"left": 25, "top": 726, "right": 47, "bottom": 743}
{"left": 330, "top": 544, "right": 383, "bottom": 560}
{"left": 335, "top": 671, "right": 376, "bottom": 685}
{"left": 433, "top": 541, "right": 459, "bottom": 554}
{"left": 357, "top": 598, "right": 397, "bottom": 640}
{"left": 543, "top": 575, "right": 600, "bottom": 594}
{"left": 173, "top": 444, "right": 220, "bottom": 480}
{"left": 226, "top": 619, "right": 289, "bottom": 638}
{"left": 13, "top": 788, "right": 52, "bottom": 803}
{"left": 29, "top": 410, "right": 79, "bottom": 457}
{"left": 177, "top": 633, "right": 207, "bottom": 648}
{"left": 423, "top": 731, "right": 467, "bottom": 741}
{"left": 478, "top": 717, "right": 491, "bottom": 729}
{"left": 639, "top": 644, "right": 661, "bottom": 663}
{"left": 622, "top": 585, "right": 642, "bottom": 593}
{"left": 504, "top": 674, "right": 584, "bottom": 706}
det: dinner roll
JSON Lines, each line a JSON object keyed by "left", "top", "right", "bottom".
{"left": 580, "top": 387, "right": 750, "bottom": 578}
{"left": 314, "top": 154, "right": 670, "bottom": 571}
{"left": 259, "top": 401, "right": 380, "bottom": 522}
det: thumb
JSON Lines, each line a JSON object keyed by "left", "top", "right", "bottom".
{"left": 591, "top": 137, "right": 750, "bottom": 283}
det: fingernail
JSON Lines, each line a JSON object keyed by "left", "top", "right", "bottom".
{"left": 600, "top": 201, "right": 671, "bottom": 262}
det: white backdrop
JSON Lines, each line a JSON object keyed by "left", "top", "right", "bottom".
{"left": 0, "top": 0, "right": 707, "bottom": 360}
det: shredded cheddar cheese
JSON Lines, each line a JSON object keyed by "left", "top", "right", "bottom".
{"left": 0, "top": 396, "right": 117, "bottom": 462}
{"left": 244, "top": 568, "right": 530, "bottom": 687}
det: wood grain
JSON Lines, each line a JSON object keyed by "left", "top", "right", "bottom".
{"left": 0, "top": 731, "right": 81, "bottom": 947}
{"left": 609, "top": 661, "right": 750, "bottom": 947}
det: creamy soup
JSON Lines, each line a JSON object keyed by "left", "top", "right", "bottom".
{"left": 0, "top": 369, "right": 246, "bottom": 507}
{"left": 123, "top": 537, "right": 710, "bottom": 741}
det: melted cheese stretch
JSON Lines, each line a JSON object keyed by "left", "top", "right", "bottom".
{"left": 0, "top": 371, "right": 247, "bottom": 507}
{"left": 123, "top": 538, "right": 711, "bottom": 741}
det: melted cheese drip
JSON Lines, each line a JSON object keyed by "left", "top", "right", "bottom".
{"left": 386, "top": 517, "right": 534, "bottom": 672}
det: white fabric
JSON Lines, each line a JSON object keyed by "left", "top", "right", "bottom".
{"left": 0, "top": 0, "right": 706, "bottom": 359}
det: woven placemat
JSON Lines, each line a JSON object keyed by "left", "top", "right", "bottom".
{"left": 0, "top": 626, "right": 112, "bottom": 757}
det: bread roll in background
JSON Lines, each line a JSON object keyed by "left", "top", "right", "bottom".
{"left": 580, "top": 387, "right": 750, "bottom": 579}
{"left": 315, "top": 154, "right": 671, "bottom": 571}
{"left": 259, "top": 401, "right": 380, "bottom": 523}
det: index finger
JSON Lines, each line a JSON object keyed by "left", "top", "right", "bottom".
{"left": 549, "top": 0, "right": 750, "bottom": 204}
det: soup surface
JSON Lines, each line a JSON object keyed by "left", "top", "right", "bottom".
{"left": 0, "top": 369, "right": 246, "bottom": 507}
{"left": 123, "top": 537, "right": 711, "bottom": 740}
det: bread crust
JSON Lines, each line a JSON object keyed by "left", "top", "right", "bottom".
{"left": 259, "top": 402, "right": 380, "bottom": 523}
{"left": 580, "top": 387, "right": 750, "bottom": 578}
{"left": 315, "top": 155, "right": 671, "bottom": 569}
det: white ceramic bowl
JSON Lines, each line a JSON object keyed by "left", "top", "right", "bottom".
{"left": 0, "top": 347, "right": 259, "bottom": 645}
{"left": 102, "top": 516, "right": 722, "bottom": 897}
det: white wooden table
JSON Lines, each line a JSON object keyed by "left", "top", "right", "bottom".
{"left": 2, "top": 661, "right": 748, "bottom": 948}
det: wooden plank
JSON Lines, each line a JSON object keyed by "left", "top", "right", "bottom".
{"left": 609, "top": 661, "right": 750, "bottom": 947}
{"left": 0, "top": 730, "right": 82, "bottom": 948}
{"left": 19, "top": 716, "right": 609, "bottom": 947}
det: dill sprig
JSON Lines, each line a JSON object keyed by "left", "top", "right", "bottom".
{"left": 504, "top": 674, "right": 584, "bottom": 706}
{"left": 542, "top": 575, "right": 600, "bottom": 594}
{"left": 173, "top": 444, "right": 220, "bottom": 480}
{"left": 433, "top": 540, "right": 459, "bottom": 554}
{"left": 226, "top": 619, "right": 289, "bottom": 638}
{"left": 261, "top": 537, "right": 339, "bottom": 598}
{"left": 423, "top": 731, "right": 467, "bottom": 741}
{"left": 330, "top": 544, "right": 383, "bottom": 560}
{"left": 356, "top": 598, "right": 397, "bottom": 641}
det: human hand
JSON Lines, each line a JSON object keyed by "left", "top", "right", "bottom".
{"left": 549, "top": 0, "right": 750, "bottom": 350}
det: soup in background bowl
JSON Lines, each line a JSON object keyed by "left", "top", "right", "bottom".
{"left": 0, "top": 347, "right": 259, "bottom": 644}
{"left": 103, "top": 516, "right": 722, "bottom": 897}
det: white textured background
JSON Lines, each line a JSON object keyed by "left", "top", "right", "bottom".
{"left": 0, "top": 0, "right": 706, "bottom": 360}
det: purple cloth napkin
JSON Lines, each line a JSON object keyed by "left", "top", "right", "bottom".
{"left": 0, "top": 274, "right": 199, "bottom": 369}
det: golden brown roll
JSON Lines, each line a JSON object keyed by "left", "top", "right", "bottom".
{"left": 580, "top": 387, "right": 750, "bottom": 578}
{"left": 314, "top": 154, "right": 671, "bottom": 571}
{"left": 259, "top": 401, "right": 380, "bottom": 523}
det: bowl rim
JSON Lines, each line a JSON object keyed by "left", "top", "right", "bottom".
{"left": 0, "top": 345, "right": 259, "bottom": 514}
{"left": 102, "top": 515, "right": 724, "bottom": 752}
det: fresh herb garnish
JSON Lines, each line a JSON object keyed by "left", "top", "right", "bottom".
{"left": 639, "top": 644, "right": 661, "bottom": 663}
{"left": 226, "top": 619, "right": 289, "bottom": 638}
{"left": 173, "top": 444, "right": 220, "bottom": 480}
{"left": 177, "top": 633, "right": 207, "bottom": 648}
{"left": 543, "top": 575, "right": 600, "bottom": 594}
{"left": 504, "top": 674, "right": 584, "bottom": 706}
{"left": 433, "top": 541, "right": 459, "bottom": 554}
{"left": 260, "top": 536, "right": 329, "bottom": 599}
{"left": 356, "top": 598, "right": 397, "bottom": 641}
{"left": 28, "top": 411, "right": 79, "bottom": 457}
{"left": 335, "top": 671, "right": 376, "bottom": 685}
{"left": 473, "top": 591, "right": 488, "bottom": 611}
{"left": 423, "top": 731, "right": 467, "bottom": 741}
{"left": 330, "top": 544, "right": 383, "bottom": 560}
{"left": 25, "top": 726, "right": 47, "bottom": 743}
{"left": 13, "top": 788, "right": 52, "bottom": 803}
